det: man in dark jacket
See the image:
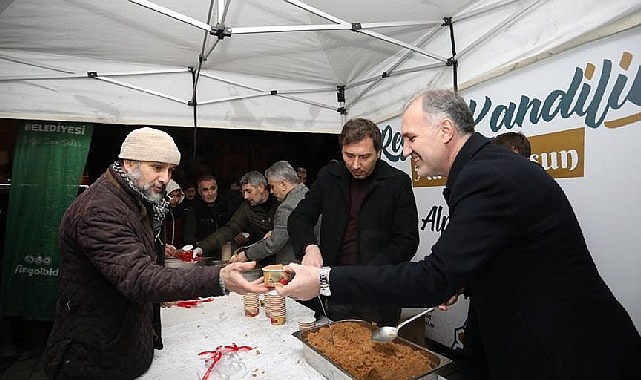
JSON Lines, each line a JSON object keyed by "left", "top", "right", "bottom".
{"left": 43, "top": 127, "right": 267, "bottom": 380}
{"left": 183, "top": 175, "right": 238, "bottom": 258}
{"left": 233, "top": 161, "right": 310, "bottom": 265}
{"left": 278, "top": 89, "right": 641, "bottom": 379}
{"left": 491, "top": 131, "right": 531, "bottom": 158}
{"left": 163, "top": 179, "right": 189, "bottom": 257}
{"left": 196, "top": 171, "right": 278, "bottom": 262}
{"left": 288, "top": 118, "right": 419, "bottom": 326}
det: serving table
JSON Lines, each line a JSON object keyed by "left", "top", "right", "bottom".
{"left": 139, "top": 293, "right": 326, "bottom": 380}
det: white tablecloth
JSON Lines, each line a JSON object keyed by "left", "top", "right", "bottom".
{"left": 139, "top": 293, "right": 327, "bottom": 380}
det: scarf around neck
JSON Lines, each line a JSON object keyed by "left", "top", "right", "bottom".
{"left": 112, "top": 161, "right": 169, "bottom": 231}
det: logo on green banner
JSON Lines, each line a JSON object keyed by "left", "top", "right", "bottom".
{"left": 1, "top": 121, "right": 92, "bottom": 320}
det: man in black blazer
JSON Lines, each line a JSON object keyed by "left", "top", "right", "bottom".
{"left": 279, "top": 89, "right": 641, "bottom": 379}
{"left": 288, "top": 118, "right": 419, "bottom": 326}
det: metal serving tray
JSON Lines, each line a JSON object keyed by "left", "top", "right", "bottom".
{"left": 293, "top": 320, "right": 451, "bottom": 380}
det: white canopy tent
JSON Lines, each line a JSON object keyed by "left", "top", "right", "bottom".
{"left": 1, "top": 0, "right": 639, "bottom": 134}
{"left": 2, "top": 0, "right": 641, "bottom": 338}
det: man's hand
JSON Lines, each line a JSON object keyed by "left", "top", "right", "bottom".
{"left": 437, "top": 288, "right": 464, "bottom": 311}
{"left": 230, "top": 250, "right": 248, "bottom": 263}
{"left": 220, "top": 261, "right": 268, "bottom": 295}
{"left": 164, "top": 244, "right": 178, "bottom": 258}
{"left": 301, "top": 245, "right": 323, "bottom": 267}
{"left": 234, "top": 232, "right": 250, "bottom": 244}
{"left": 274, "top": 263, "right": 321, "bottom": 301}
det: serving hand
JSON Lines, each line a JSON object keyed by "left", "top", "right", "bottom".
{"left": 274, "top": 263, "right": 320, "bottom": 301}
{"left": 301, "top": 245, "right": 323, "bottom": 267}
{"left": 220, "top": 261, "right": 268, "bottom": 295}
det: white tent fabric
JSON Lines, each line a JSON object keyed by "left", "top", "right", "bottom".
{"left": 0, "top": 0, "right": 640, "bottom": 133}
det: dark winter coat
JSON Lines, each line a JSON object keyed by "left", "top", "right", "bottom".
{"left": 163, "top": 203, "right": 188, "bottom": 248}
{"left": 330, "top": 133, "right": 641, "bottom": 379}
{"left": 183, "top": 195, "right": 236, "bottom": 247}
{"left": 197, "top": 196, "right": 279, "bottom": 258}
{"left": 288, "top": 159, "right": 419, "bottom": 266}
{"left": 43, "top": 167, "right": 224, "bottom": 380}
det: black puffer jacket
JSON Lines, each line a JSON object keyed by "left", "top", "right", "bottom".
{"left": 43, "top": 167, "right": 224, "bottom": 380}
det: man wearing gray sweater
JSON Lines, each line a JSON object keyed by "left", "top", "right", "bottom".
{"left": 232, "top": 161, "right": 309, "bottom": 265}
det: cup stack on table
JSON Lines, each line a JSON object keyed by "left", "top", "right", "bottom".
{"left": 243, "top": 291, "right": 287, "bottom": 325}
{"left": 143, "top": 293, "right": 323, "bottom": 380}
{"left": 264, "top": 291, "right": 286, "bottom": 325}
{"left": 259, "top": 264, "right": 291, "bottom": 325}
{"left": 298, "top": 318, "right": 316, "bottom": 331}
{"left": 243, "top": 293, "right": 260, "bottom": 317}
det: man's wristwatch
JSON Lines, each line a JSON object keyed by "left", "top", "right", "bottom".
{"left": 319, "top": 267, "right": 331, "bottom": 297}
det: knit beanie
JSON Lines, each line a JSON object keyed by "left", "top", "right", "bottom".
{"left": 118, "top": 127, "right": 181, "bottom": 165}
{"left": 165, "top": 179, "right": 182, "bottom": 196}
{"left": 165, "top": 179, "right": 184, "bottom": 204}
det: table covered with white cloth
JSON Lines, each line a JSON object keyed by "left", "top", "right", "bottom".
{"left": 139, "top": 293, "right": 327, "bottom": 380}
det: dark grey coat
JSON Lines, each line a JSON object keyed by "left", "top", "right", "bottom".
{"left": 246, "top": 183, "right": 309, "bottom": 264}
{"left": 43, "top": 167, "right": 224, "bottom": 380}
{"left": 197, "top": 195, "right": 279, "bottom": 258}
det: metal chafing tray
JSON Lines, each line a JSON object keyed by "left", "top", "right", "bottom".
{"left": 293, "top": 320, "right": 451, "bottom": 380}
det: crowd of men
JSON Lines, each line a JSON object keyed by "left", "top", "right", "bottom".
{"left": 44, "top": 88, "right": 640, "bottom": 380}
{"left": 165, "top": 166, "right": 305, "bottom": 265}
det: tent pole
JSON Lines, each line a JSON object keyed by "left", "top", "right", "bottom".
{"left": 281, "top": 0, "right": 447, "bottom": 61}
{"left": 444, "top": 17, "right": 458, "bottom": 93}
{"left": 336, "top": 85, "right": 347, "bottom": 117}
{"left": 87, "top": 74, "right": 185, "bottom": 103}
{"left": 343, "top": 20, "right": 445, "bottom": 110}
{"left": 128, "top": 0, "right": 212, "bottom": 32}
{"left": 189, "top": 66, "right": 198, "bottom": 161}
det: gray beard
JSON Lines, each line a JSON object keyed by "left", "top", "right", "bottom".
{"left": 125, "top": 165, "right": 163, "bottom": 203}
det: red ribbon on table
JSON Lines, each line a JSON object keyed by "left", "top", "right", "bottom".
{"left": 198, "top": 343, "right": 253, "bottom": 380}
{"left": 175, "top": 297, "right": 215, "bottom": 308}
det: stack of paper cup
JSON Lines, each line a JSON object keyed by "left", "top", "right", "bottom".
{"left": 298, "top": 317, "right": 316, "bottom": 331}
{"left": 264, "top": 290, "right": 286, "bottom": 325}
{"left": 242, "top": 293, "right": 260, "bottom": 317}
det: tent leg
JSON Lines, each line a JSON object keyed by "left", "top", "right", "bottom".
{"left": 444, "top": 17, "right": 458, "bottom": 93}
{"left": 189, "top": 66, "right": 198, "bottom": 161}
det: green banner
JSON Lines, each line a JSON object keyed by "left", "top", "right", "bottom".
{"left": 1, "top": 121, "right": 92, "bottom": 320}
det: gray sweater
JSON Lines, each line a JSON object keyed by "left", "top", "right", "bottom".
{"left": 246, "top": 183, "right": 308, "bottom": 264}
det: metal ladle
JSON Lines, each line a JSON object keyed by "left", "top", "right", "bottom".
{"left": 371, "top": 308, "right": 434, "bottom": 343}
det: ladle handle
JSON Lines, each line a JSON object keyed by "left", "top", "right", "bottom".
{"left": 397, "top": 308, "right": 434, "bottom": 330}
